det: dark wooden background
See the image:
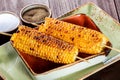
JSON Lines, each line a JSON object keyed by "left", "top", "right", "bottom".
{"left": 0, "top": 0, "right": 120, "bottom": 80}
{"left": 1, "top": 0, "right": 120, "bottom": 20}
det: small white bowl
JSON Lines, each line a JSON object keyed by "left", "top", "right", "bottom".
{"left": 20, "top": 4, "right": 51, "bottom": 24}
{"left": 0, "top": 11, "right": 20, "bottom": 32}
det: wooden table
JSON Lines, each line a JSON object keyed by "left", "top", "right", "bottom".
{"left": 0, "top": 0, "right": 120, "bottom": 80}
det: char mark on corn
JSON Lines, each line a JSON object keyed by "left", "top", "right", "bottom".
{"left": 11, "top": 26, "right": 78, "bottom": 64}
{"left": 38, "top": 17, "right": 109, "bottom": 55}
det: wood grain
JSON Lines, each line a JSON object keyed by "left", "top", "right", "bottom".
{"left": 0, "top": 0, "right": 49, "bottom": 15}
{"left": 80, "top": 0, "right": 119, "bottom": 21}
{"left": 114, "top": 0, "right": 120, "bottom": 22}
{"left": 0, "top": 0, "right": 119, "bottom": 20}
{"left": 49, "top": 0, "right": 119, "bottom": 21}
{"left": 49, "top": 0, "right": 80, "bottom": 18}
{"left": 0, "top": 0, "right": 5, "bottom": 11}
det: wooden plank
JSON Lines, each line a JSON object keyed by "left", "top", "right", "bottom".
{"left": 49, "top": 0, "right": 118, "bottom": 21}
{"left": 80, "top": 0, "right": 119, "bottom": 21}
{"left": 114, "top": 0, "right": 120, "bottom": 22}
{"left": 3, "top": 0, "right": 49, "bottom": 15}
{"left": 0, "top": 0, "right": 5, "bottom": 11}
{"left": 49, "top": 0, "right": 80, "bottom": 18}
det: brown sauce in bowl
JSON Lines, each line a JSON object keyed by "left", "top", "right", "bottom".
{"left": 22, "top": 8, "right": 49, "bottom": 23}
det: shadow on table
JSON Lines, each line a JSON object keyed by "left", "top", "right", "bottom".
{"left": 84, "top": 60, "right": 120, "bottom": 80}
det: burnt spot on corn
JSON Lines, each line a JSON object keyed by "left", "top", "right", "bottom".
{"left": 61, "top": 43, "right": 67, "bottom": 50}
{"left": 60, "top": 35, "right": 63, "bottom": 37}
{"left": 92, "top": 34, "right": 95, "bottom": 37}
{"left": 48, "top": 26, "right": 51, "bottom": 29}
{"left": 37, "top": 45, "right": 40, "bottom": 47}
{"left": 16, "top": 30, "right": 20, "bottom": 33}
{"left": 20, "top": 28, "right": 25, "bottom": 31}
{"left": 25, "top": 30, "right": 31, "bottom": 34}
{"left": 64, "top": 30, "right": 68, "bottom": 33}
{"left": 42, "top": 39, "right": 47, "bottom": 43}
{"left": 30, "top": 48, "right": 34, "bottom": 51}
{"left": 11, "top": 40, "right": 14, "bottom": 43}
{"left": 78, "top": 34, "right": 81, "bottom": 37}
{"left": 59, "top": 28, "right": 62, "bottom": 31}
{"left": 72, "top": 26, "right": 76, "bottom": 31}
{"left": 78, "top": 27, "right": 84, "bottom": 32}
{"left": 55, "top": 21, "right": 59, "bottom": 24}
{"left": 91, "top": 33, "right": 98, "bottom": 38}
{"left": 56, "top": 55, "right": 59, "bottom": 59}
{"left": 70, "top": 37, "right": 74, "bottom": 41}
{"left": 40, "top": 34, "right": 45, "bottom": 38}
{"left": 45, "top": 29, "right": 48, "bottom": 31}
{"left": 33, "top": 36, "right": 40, "bottom": 40}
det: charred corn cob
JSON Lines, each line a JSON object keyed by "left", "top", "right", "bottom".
{"left": 11, "top": 26, "right": 78, "bottom": 64}
{"left": 38, "top": 17, "right": 109, "bottom": 55}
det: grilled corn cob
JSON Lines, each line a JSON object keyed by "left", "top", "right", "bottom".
{"left": 38, "top": 17, "right": 109, "bottom": 54}
{"left": 11, "top": 26, "right": 78, "bottom": 64}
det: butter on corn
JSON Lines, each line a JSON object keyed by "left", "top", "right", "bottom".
{"left": 11, "top": 26, "right": 78, "bottom": 64}
{"left": 38, "top": 17, "right": 109, "bottom": 55}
